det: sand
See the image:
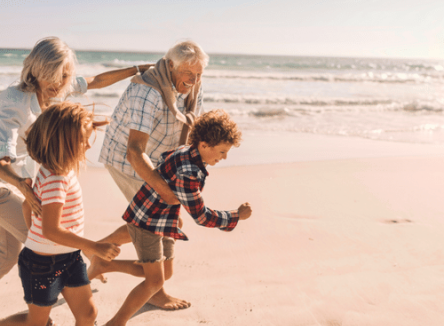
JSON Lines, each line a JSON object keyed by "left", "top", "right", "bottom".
{"left": 2, "top": 133, "right": 444, "bottom": 325}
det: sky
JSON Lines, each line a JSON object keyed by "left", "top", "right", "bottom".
{"left": 1, "top": 0, "right": 444, "bottom": 59}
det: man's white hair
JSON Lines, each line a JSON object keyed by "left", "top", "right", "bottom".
{"left": 164, "top": 40, "right": 209, "bottom": 70}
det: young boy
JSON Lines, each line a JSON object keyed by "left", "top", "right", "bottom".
{"left": 105, "top": 109, "right": 252, "bottom": 326}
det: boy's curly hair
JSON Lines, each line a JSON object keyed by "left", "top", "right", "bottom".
{"left": 188, "top": 109, "right": 242, "bottom": 148}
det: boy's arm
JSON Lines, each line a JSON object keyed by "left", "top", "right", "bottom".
{"left": 22, "top": 200, "right": 32, "bottom": 229}
{"left": 172, "top": 173, "right": 239, "bottom": 231}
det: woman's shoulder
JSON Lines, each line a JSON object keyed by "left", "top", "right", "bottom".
{"left": 0, "top": 85, "right": 38, "bottom": 117}
{"left": 0, "top": 85, "right": 32, "bottom": 104}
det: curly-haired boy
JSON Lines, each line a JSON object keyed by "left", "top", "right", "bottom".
{"left": 105, "top": 109, "right": 252, "bottom": 326}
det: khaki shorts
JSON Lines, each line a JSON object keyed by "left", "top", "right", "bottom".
{"left": 127, "top": 223, "right": 175, "bottom": 263}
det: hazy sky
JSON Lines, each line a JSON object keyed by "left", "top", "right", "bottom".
{"left": 1, "top": 0, "right": 443, "bottom": 59}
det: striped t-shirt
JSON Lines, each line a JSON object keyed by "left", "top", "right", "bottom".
{"left": 24, "top": 166, "right": 84, "bottom": 254}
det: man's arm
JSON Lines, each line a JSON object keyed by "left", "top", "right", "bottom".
{"left": 85, "top": 64, "right": 154, "bottom": 90}
{"left": 22, "top": 200, "right": 32, "bottom": 229}
{"left": 126, "top": 129, "right": 179, "bottom": 205}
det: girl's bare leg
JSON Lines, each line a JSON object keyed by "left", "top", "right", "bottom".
{"left": 62, "top": 284, "right": 97, "bottom": 326}
{"left": 0, "top": 304, "right": 51, "bottom": 326}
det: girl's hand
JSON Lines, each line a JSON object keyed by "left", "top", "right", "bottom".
{"left": 18, "top": 178, "right": 42, "bottom": 216}
{"left": 238, "top": 202, "right": 252, "bottom": 220}
{"left": 93, "top": 243, "right": 121, "bottom": 261}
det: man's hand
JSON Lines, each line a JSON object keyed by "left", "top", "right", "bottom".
{"left": 18, "top": 178, "right": 42, "bottom": 216}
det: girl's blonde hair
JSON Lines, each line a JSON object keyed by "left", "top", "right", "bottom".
{"left": 18, "top": 37, "right": 76, "bottom": 95}
{"left": 25, "top": 102, "right": 108, "bottom": 175}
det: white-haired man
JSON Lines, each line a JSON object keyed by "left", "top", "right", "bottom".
{"left": 95, "top": 41, "right": 209, "bottom": 311}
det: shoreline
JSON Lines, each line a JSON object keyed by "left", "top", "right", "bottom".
{"left": 86, "top": 130, "right": 444, "bottom": 169}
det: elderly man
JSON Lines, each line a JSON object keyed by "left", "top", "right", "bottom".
{"left": 95, "top": 41, "right": 209, "bottom": 311}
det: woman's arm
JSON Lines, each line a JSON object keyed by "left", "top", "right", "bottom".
{"left": 85, "top": 64, "right": 154, "bottom": 89}
{"left": 0, "top": 157, "right": 41, "bottom": 215}
{"left": 42, "top": 203, "right": 120, "bottom": 261}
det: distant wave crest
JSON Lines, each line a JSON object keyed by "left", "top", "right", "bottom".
{"left": 204, "top": 71, "right": 443, "bottom": 84}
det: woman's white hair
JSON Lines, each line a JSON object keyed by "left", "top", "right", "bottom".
{"left": 18, "top": 37, "right": 77, "bottom": 95}
{"left": 164, "top": 40, "right": 209, "bottom": 70}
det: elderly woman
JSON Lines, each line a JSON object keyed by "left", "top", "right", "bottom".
{"left": 0, "top": 37, "right": 152, "bottom": 280}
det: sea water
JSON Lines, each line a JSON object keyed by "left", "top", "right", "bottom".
{"left": 2, "top": 49, "right": 444, "bottom": 146}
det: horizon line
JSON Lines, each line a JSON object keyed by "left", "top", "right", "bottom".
{"left": 0, "top": 47, "right": 440, "bottom": 62}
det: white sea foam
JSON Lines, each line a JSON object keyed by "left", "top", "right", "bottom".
{"left": 2, "top": 51, "right": 444, "bottom": 145}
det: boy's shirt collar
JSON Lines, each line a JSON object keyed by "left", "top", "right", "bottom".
{"left": 189, "top": 145, "right": 209, "bottom": 176}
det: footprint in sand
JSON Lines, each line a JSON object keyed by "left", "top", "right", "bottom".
{"left": 383, "top": 219, "right": 413, "bottom": 224}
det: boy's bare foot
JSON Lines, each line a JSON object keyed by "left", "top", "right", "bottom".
{"left": 148, "top": 288, "right": 191, "bottom": 310}
{"left": 87, "top": 255, "right": 108, "bottom": 283}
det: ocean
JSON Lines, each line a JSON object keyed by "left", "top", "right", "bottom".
{"left": 2, "top": 48, "right": 444, "bottom": 145}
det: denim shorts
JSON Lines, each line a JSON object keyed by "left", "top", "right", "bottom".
{"left": 18, "top": 247, "right": 90, "bottom": 307}
{"left": 127, "top": 223, "right": 175, "bottom": 263}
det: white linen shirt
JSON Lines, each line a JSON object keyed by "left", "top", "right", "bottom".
{"left": 0, "top": 77, "right": 87, "bottom": 182}
{"left": 99, "top": 82, "right": 203, "bottom": 181}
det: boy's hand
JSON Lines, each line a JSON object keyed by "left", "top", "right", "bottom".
{"left": 93, "top": 243, "right": 121, "bottom": 261}
{"left": 238, "top": 202, "right": 252, "bottom": 220}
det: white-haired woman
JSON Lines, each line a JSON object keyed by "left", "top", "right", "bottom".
{"left": 0, "top": 37, "right": 152, "bottom": 280}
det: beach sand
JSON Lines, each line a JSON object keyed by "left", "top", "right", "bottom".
{"left": 2, "top": 132, "right": 444, "bottom": 325}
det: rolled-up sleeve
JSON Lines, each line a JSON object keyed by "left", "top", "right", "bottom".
{"left": 72, "top": 76, "right": 88, "bottom": 95}
{"left": 0, "top": 106, "right": 24, "bottom": 162}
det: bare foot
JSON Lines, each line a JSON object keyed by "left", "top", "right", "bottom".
{"left": 148, "top": 288, "right": 191, "bottom": 310}
{"left": 87, "top": 255, "right": 108, "bottom": 283}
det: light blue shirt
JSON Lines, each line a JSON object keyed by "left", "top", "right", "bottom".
{"left": 0, "top": 77, "right": 87, "bottom": 181}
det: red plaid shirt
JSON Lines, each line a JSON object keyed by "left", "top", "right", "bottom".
{"left": 122, "top": 145, "right": 239, "bottom": 240}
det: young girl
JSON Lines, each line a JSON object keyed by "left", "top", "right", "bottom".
{"left": 0, "top": 102, "right": 120, "bottom": 326}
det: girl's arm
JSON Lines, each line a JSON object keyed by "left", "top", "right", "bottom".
{"left": 0, "top": 158, "right": 42, "bottom": 215}
{"left": 85, "top": 64, "right": 154, "bottom": 90}
{"left": 42, "top": 203, "right": 120, "bottom": 261}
